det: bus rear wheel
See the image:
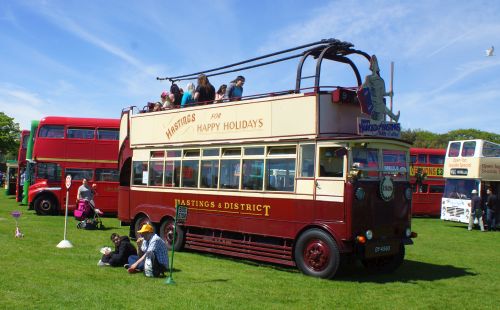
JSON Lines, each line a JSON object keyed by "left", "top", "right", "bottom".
{"left": 34, "top": 195, "right": 58, "bottom": 215}
{"left": 160, "top": 218, "right": 185, "bottom": 251}
{"left": 362, "top": 243, "right": 405, "bottom": 273}
{"left": 294, "top": 229, "right": 340, "bottom": 279}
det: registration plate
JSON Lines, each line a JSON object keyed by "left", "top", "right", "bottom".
{"left": 364, "top": 241, "right": 399, "bottom": 258}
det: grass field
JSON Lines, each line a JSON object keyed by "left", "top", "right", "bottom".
{"left": 0, "top": 190, "right": 498, "bottom": 309}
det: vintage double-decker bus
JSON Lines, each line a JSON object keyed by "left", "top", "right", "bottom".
{"left": 15, "top": 130, "right": 31, "bottom": 202}
{"left": 441, "top": 139, "right": 500, "bottom": 225}
{"left": 28, "top": 116, "right": 120, "bottom": 215}
{"left": 409, "top": 148, "right": 445, "bottom": 216}
{"left": 118, "top": 39, "right": 415, "bottom": 278}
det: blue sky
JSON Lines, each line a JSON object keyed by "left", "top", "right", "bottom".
{"left": 0, "top": 0, "right": 499, "bottom": 134}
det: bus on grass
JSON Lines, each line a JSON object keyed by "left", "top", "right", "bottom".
{"left": 15, "top": 130, "right": 30, "bottom": 202}
{"left": 118, "top": 39, "right": 416, "bottom": 279}
{"left": 27, "top": 116, "right": 120, "bottom": 215}
{"left": 409, "top": 148, "right": 445, "bottom": 216}
{"left": 441, "top": 139, "right": 500, "bottom": 226}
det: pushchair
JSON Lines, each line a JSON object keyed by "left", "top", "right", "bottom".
{"left": 74, "top": 199, "right": 104, "bottom": 230}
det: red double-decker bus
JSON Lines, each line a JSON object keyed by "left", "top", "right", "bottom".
{"left": 118, "top": 39, "right": 416, "bottom": 278}
{"left": 409, "top": 148, "right": 445, "bottom": 216}
{"left": 28, "top": 116, "right": 120, "bottom": 215}
{"left": 15, "top": 130, "right": 30, "bottom": 202}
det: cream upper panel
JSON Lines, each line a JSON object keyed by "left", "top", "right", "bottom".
{"left": 444, "top": 157, "right": 500, "bottom": 180}
{"left": 130, "top": 94, "right": 317, "bottom": 147}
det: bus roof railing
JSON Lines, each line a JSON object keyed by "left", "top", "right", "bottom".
{"left": 156, "top": 38, "right": 369, "bottom": 84}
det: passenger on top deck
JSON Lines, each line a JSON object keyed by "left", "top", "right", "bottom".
{"left": 226, "top": 75, "right": 245, "bottom": 101}
{"left": 362, "top": 55, "right": 399, "bottom": 122}
{"left": 170, "top": 83, "right": 182, "bottom": 106}
{"left": 215, "top": 84, "right": 227, "bottom": 103}
{"left": 181, "top": 82, "right": 196, "bottom": 107}
{"left": 194, "top": 74, "right": 215, "bottom": 104}
{"left": 161, "top": 91, "right": 175, "bottom": 109}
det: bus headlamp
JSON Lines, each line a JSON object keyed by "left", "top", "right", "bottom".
{"left": 365, "top": 230, "right": 373, "bottom": 240}
{"left": 405, "top": 187, "right": 412, "bottom": 201}
{"left": 355, "top": 187, "right": 365, "bottom": 200}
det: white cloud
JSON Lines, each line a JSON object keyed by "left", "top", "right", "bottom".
{"left": 31, "top": 2, "right": 154, "bottom": 76}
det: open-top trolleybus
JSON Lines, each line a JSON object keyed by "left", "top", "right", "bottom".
{"left": 410, "top": 148, "right": 445, "bottom": 216}
{"left": 441, "top": 139, "right": 500, "bottom": 225}
{"left": 118, "top": 39, "right": 415, "bottom": 278}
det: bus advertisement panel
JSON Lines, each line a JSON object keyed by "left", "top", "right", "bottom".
{"left": 118, "top": 39, "right": 415, "bottom": 279}
{"left": 441, "top": 140, "right": 500, "bottom": 225}
{"left": 27, "top": 117, "right": 120, "bottom": 215}
{"left": 409, "top": 148, "right": 445, "bottom": 216}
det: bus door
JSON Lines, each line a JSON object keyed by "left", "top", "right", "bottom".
{"left": 314, "top": 144, "right": 347, "bottom": 221}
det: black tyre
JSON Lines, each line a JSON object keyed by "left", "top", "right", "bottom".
{"left": 159, "top": 218, "right": 185, "bottom": 251}
{"left": 134, "top": 215, "right": 152, "bottom": 238}
{"left": 362, "top": 243, "right": 405, "bottom": 273}
{"left": 34, "top": 195, "right": 58, "bottom": 215}
{"left": 294, "top": 229, "right": 340, "bottom": 279}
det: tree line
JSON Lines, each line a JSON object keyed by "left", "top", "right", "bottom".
{"left": 401, "top": 128, "right": 500, "bottom": 148}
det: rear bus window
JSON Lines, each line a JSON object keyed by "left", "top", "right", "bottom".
{"left": 461, "top": 141, "right": 476, "bottom": 157}
{"left": 97, "top": 129, "right": 119, "bottom": 140}
{"left": 65, "top": 168, "right": 93, "bottom": 180}
{"left": 448, "top": 142, "right": 461, "bottom": 157}
{"left": 429, "top": 155, "right": 445, "bottom": 165}
{"left": 67, "top": 128, "right": 95, "bottom": 139}
{"left": 39, "top": 125, "right": 64, "bottom": 138}
{"left": 95, "top": 169, "right": 119, "bottom": 182}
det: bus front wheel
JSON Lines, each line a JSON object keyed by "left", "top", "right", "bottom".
{"left": 34, "top": 195, "right": 58, "bottom": 215}
{"left": 160, "top": 218, "right": 185, "bottom": 251}
{"left": 294, "top": 229, "right": 340, "bottom": 279}
{"left": 362, "top": 243, "right": 405, "bottom": 273}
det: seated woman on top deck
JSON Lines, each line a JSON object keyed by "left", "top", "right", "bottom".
{"left": 194, "top": 74, "right": 215, "bottom": 104}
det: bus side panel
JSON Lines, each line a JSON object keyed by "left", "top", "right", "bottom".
{"left": 128, "top": 189, "right": 323, "bottom": 240}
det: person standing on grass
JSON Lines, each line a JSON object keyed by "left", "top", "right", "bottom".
{"left": 98, "top": 233, "right": 137, "bottom": 267}
{"left": 77, "top": 178, "right": 96, "bottom": 206}
{"left": 485, "top": 187, "right": 497, "bottom": 231}
{"left": 468, "top": 189, "right": 485, "bottom": 231}
{"left": 127, "top": 223, "right": 169, "bottom": 277}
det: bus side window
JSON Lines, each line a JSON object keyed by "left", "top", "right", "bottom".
{"left": 299, "top": 144, "right": 315, "bottom": 178}
{"left": 318, "top": 147, "right": 345, "bottom": 177}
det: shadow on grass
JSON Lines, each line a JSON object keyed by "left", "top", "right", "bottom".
{"left": 335, "top": 260, "right": 476, "bottom": 283}
{"left": 184, "top": 250, "right": 475, "bottom": 283}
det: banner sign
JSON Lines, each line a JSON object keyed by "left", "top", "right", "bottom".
{"left": 410, "top": 166, "right": 444, "bottom": 177}
{"left": 357, "top": 118, "right": 401, "bottom": 138}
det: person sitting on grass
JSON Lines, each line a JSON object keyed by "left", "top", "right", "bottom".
{"left": 98, "top": 233, "right": 137, "bottom": 267}
{"left": 126, "top": 223, "right": 169, "bottom": 277}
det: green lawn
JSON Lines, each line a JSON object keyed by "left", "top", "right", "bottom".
{"left": 0, "top": 190, "right": 498, "bottom": 309}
